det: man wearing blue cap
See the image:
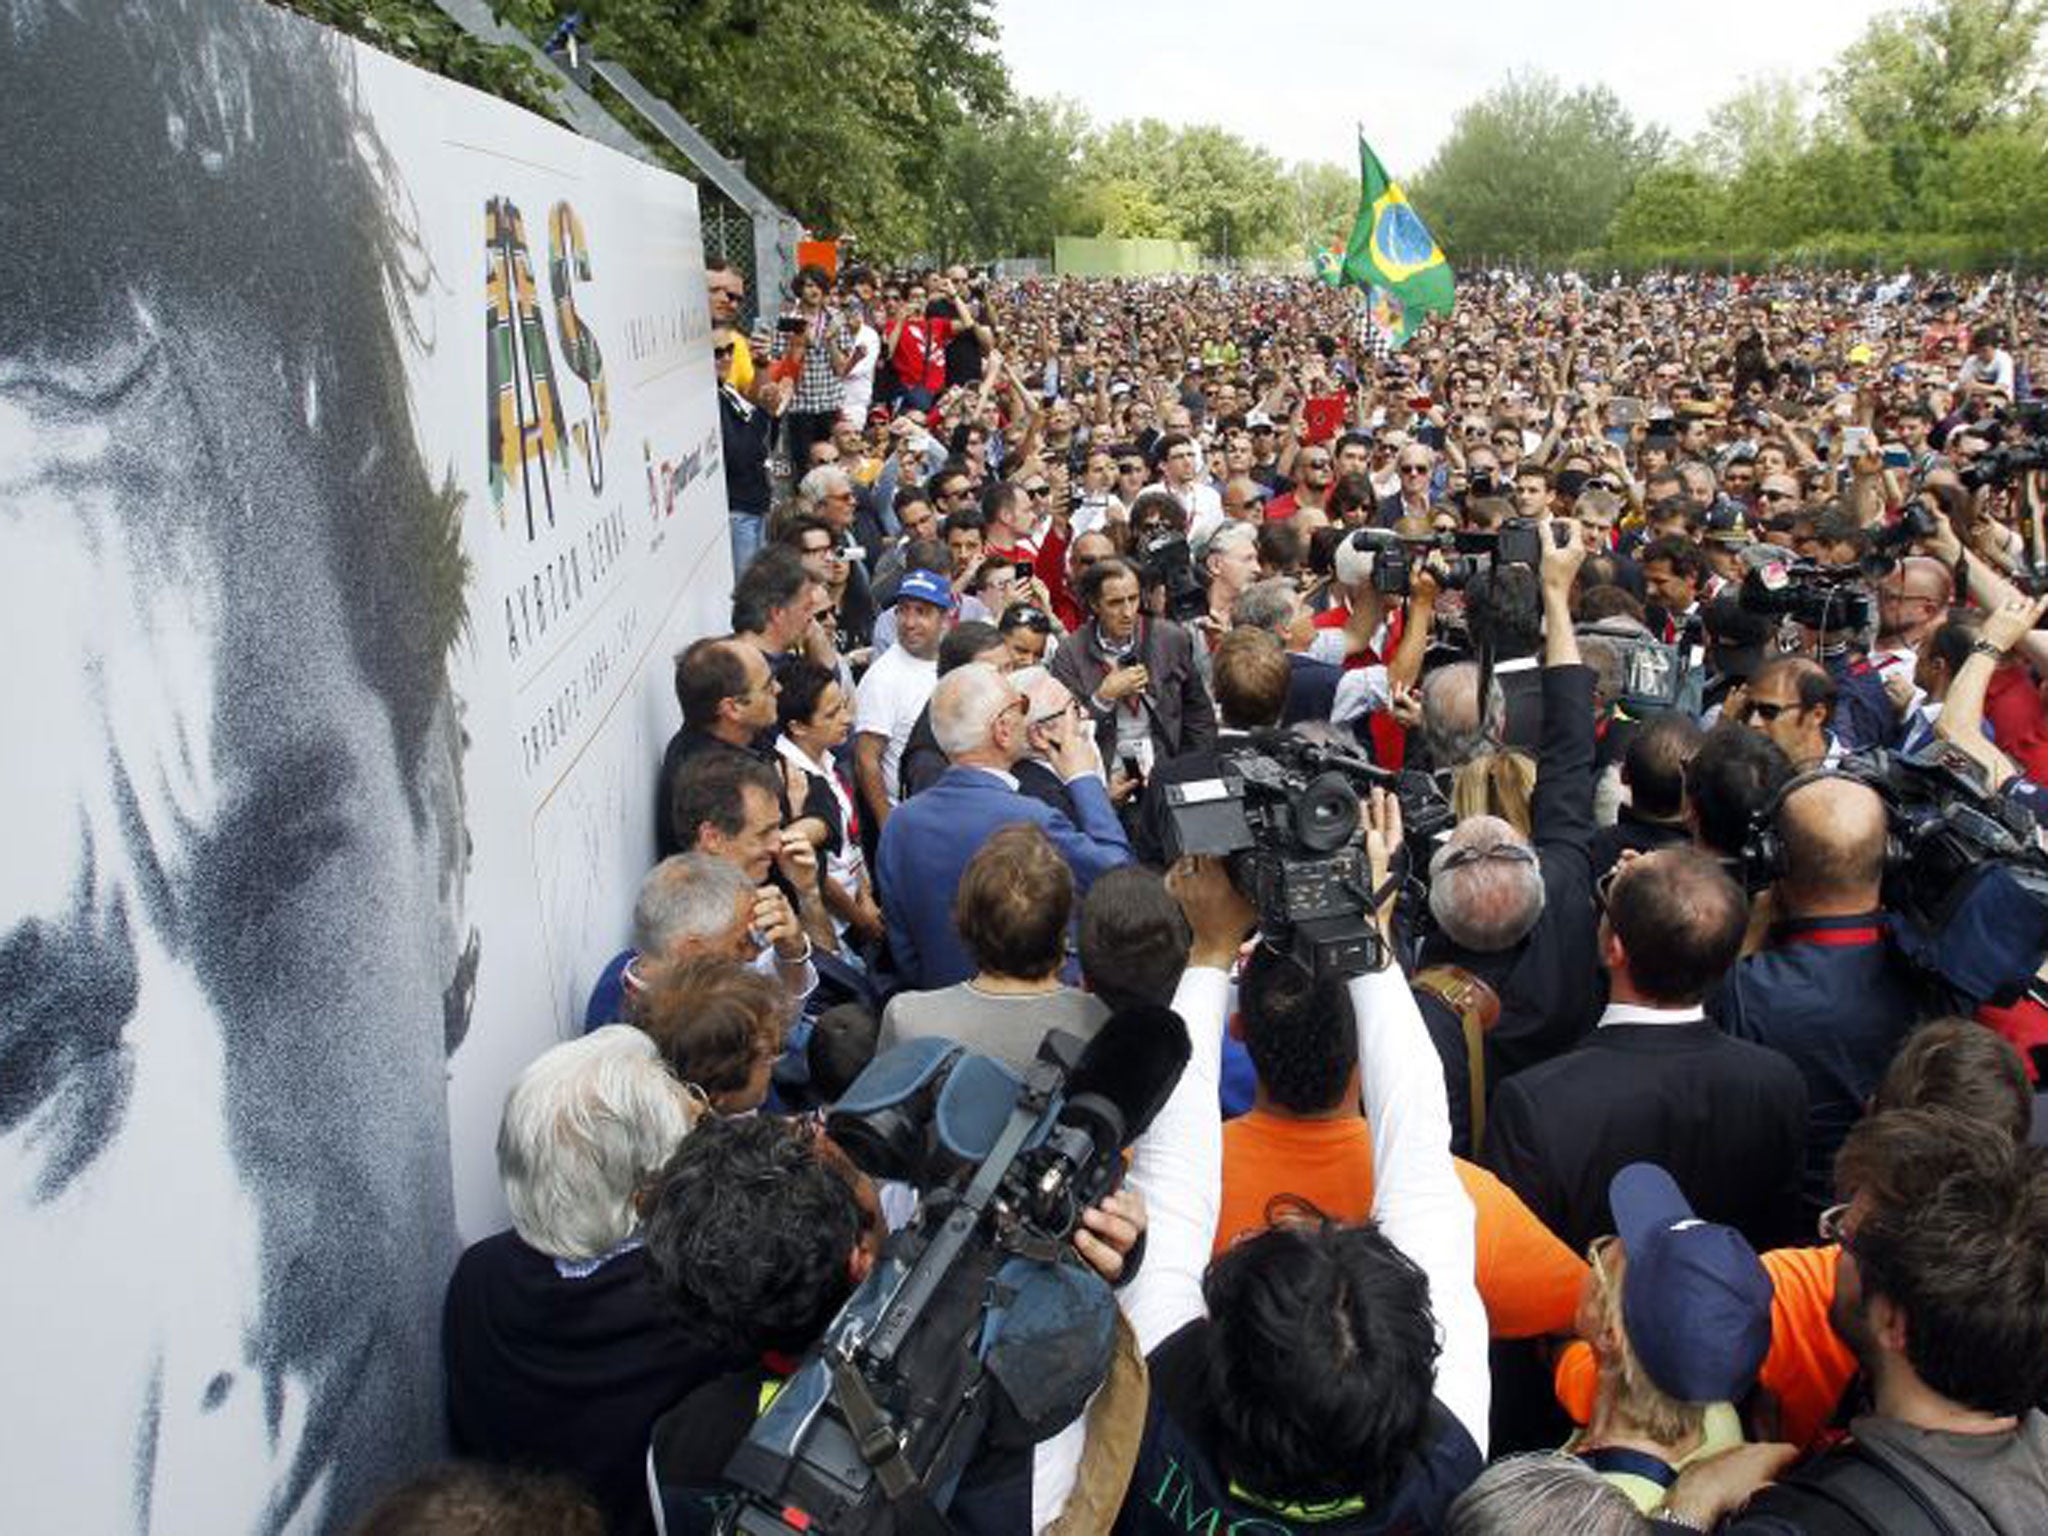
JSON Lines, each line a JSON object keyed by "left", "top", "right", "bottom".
{"left": 1568, "top": 1163, "right": 1774, "bottom": 1516}
{"left": 853, "top": 567, "right": 950, "bottom": 835}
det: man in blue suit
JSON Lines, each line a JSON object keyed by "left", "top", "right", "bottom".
{"left": 876, "top": 662, "right": 1134, "bottom": 988}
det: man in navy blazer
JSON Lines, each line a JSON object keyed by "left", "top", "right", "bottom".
{"left": 877, "top": 662, "right": 1133, "bottom": 988}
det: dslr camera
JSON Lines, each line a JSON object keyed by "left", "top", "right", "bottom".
{"left": 1136, "top": 527, "right": 1205, "bottom": 623}
{"left": 1739, "top": 557, "right": 1875, "bottom": 633}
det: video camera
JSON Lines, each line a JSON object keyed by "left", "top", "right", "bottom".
{"left": 1738, "top": 557, "right": 1874, "bottom": 633}
{"left": 1158, "top": 730, "right": 1452, "bottom": 980}
{"left": 714, "top": 1012, "right": 1190, "bottom": 1536}
{"left": 1747, "top": 750, "right": 2048, "bottom": 1007}
{"left": 1351, "top": 517, "right": 1568, "bottom": 599}
{"left": 1958, "top": 398, "right": 2048, "bottom": 488}
{"left": 1135, "top": 527, "right": 1204, "bottom": 623}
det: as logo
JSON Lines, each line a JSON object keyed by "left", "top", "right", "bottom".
{"left": 486, "top": 197, "right": 610, "bottom": 538}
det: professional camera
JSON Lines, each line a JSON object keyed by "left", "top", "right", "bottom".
{"left": 1158, "top": 730, "right": 1453, "bottom": 979}
{"left": 1576, "top": 618, "right": 1697, "bottom": 716}
{"left": 1959, "top": 441, "right": 2048, "bottom": 490}
{"left": 1866, "top": 502, "right": 1939, "bottom": 559}
{"left": 1135, "top": 527, "right": 1204, "bottom": 623}
{"left": 1349, "top": 522, "right": 1560, "bottom": 599}
{"left": 715, "top": 1013, "right": 1191, "bottom": 1536}
{"left": 1747, "top": 750, "right": 2048, "bottom": 1007}
{"left": 1738, "top": 557, "right": 1874, "bottom": 633}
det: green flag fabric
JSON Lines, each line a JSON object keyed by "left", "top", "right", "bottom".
{"left": 1307, "top": 239, "right": 1344, "bottom": 287}
{"left": 1341, "top": 133, "right": 1454, "bottom": 316}
{"left": 1368, "top": 284, "right": 1411, "bottom": 349}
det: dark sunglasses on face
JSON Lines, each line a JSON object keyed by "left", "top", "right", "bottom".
{"left": 714, "top": 345, "right": 735, "bottom": 357}
{"left": 1744, "top": 699, "right": 1794, "bottom": 723}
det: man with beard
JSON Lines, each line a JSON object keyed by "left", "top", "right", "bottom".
{"left": 1663, "top": 1111, "right": 2048, "bottom": 1532}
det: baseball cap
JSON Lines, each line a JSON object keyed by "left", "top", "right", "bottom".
{"left": 894, "top": 568, "right": 953, "bottom": 609}
{"left": 1246, "top": 409, "right": 1275, "bottom": 430}
{"left": 1609, "top": 1163, "right": 1773, "bottom": 1404}
{"left": 1702, "top": 502, "right": 1754, "bottom": 546}
{"left": 1702, "top": 594, "right": 1770, "bottom": 682}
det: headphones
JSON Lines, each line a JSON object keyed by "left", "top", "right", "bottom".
{"left": 1742, "top": 764, "right": 1907, "bottom": 888}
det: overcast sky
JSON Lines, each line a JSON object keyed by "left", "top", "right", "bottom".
{"left": 992, "top": 0, "right": 1891, "bottom": 176}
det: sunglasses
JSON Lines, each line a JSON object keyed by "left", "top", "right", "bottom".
{"left": 713, "top": 345, "right": 735, "bottom": 358}
{"left": 1757, "top": 489, "right": 1798, "bottom": 503}
{"left": 1025, "top": 484, "right": 1052, "bottom": 498}
{"left": 1744, "top": 699, "right": 1795, "bottom": 723}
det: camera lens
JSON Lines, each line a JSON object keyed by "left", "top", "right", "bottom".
{"left": 1295, "top": 771, "right": 1361, "bottom": 854}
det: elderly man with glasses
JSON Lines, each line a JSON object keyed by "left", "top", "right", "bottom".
{"left": 874, "top": 662, "right": 1132, "bottom": 989}
{"left": 1377, "top": 443, "right": 1440, "bottom": 528}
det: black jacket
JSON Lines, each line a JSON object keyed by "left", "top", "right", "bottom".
{"left": 1711, "top": 913, "right": 1939, "bottom": 1217}
{"left": 717, "top": 383, "right": 774, "bottom": 516}
{"left": 1420, "top": 663, "right": 1604, "bottom": 1082}
{"left": 1050, "top": 617, "right": 1218, "bottom": 772}
{"left": 1482, "top": 1019, "right": 1810, "bottom": 1253}
{"left": 444, "top": 1233, "right": 732, "bottom": 1536}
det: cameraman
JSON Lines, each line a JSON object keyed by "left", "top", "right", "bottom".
{"left": 1034, "top": 801, "right": 1489, "bottom": 1531}
{"left": 642, "top": 1115, "right": 1146, "bottom": 1534}
{"left": 1051, "top": 556, "right": 1216, "bottom": 795}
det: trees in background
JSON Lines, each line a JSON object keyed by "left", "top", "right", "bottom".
{"left": 287, "top": 0, "right": 2048, "bottom": 268}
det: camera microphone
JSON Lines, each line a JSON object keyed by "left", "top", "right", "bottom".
{"left": 1059, "top": 1002, "right": 1192, "bottom": 1149}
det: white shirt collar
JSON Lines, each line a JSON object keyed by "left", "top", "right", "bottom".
{"left": 1599, "top": 1001, "right": 1706, "bottom": 1028}
{"left": 968, "top": 764, "right": 1019, "bottom": 791}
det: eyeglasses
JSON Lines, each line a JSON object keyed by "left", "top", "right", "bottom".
{"left": 1400, "top": 464, "right": 1431, "bottom": 476}
{"left": 713, "top": 345, "right": 735, "bottom": 358}
{"left": 1437, "top": 841, "right": 1538, "bottom": 872}
{"left": 1817, "top": 1202, "right": 1852, "bottom": 1246}
{"left": 1757, "top": 489, "right": 1798, "bottom": 503}
{"left": 1744, "top": 699, "right": 1794, "bottom": 723}
{"left": 1025, "top": 484, "right": 1052, "bottom": 498}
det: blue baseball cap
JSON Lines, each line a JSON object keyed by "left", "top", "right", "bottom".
{"left": 1610, "top": 1162, "right": 1773, "bottom": 1404}
{"left": 895, "top": 568, "right": 952, "bottom": 610}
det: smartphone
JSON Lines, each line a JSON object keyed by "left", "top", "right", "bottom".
{"left": 1840, "top": 425, "right": 1872, "bottom": 458}
{"left": 776, "top": 314, "right": 806, "bottom": 335}
{"left": 1607, "top": 396, "right": 1643, "bottom": 427}
{"left": 1882, "top": 445, "right": 1912, "bottom": 470}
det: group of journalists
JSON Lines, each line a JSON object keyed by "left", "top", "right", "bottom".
{"left": 364, "top": 263, "right": 2048, "bottom": 1536}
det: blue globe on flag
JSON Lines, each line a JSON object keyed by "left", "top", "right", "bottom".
{"left": 1374, "top": 201, "right": 1437, "bottom": 270}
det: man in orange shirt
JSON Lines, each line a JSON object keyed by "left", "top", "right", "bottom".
{"left": 1214, "top": 939, "right": 1585, "bottom": 1340}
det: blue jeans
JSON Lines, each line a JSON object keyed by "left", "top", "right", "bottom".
{"left": 728, "top": 508, "right": 765, "bottom": 574}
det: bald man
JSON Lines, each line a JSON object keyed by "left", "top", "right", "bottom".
{"left": 1874, "top": 555, "right": 1954, "bottom": 674}
{"left": 1710, "top": 776, "right": 1935, "bottom": 1217}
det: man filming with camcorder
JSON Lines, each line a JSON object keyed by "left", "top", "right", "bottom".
{"left": 641, "top": 1048, "right": 1156, "bottom": 1534}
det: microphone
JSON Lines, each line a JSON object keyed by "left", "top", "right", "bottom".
{"left": 1049, "top": 1003, "right": 1192, "bottom": 1175}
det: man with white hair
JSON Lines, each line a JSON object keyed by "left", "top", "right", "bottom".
{"left": 443, "top": 1026, "right": 712, "bottom": 1536}
{"left": 582, "top": 853, "right": 777, "bottom": 1028}
{"left": 875, "top": 662, "right": 1133, "bottom": 987}
{"left": 795, "top": 463, "right": 859, "bottom": 537}
{"left": 1414, "top": 522, "right": 1603, "bottom": 1140}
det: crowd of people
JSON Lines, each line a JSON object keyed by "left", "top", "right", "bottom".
{"left": 386, "top": 260, "right": 2048, "bottom": 1536}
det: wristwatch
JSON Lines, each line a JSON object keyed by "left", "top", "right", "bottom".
{"left": 1971, "top": 638, "right": 2007, "bottom": 660}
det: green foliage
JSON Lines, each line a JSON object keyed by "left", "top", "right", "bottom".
{"left": 485, "top": 0, "right": 1012, "bottom": 258}
{"left": 1600, "top": 0, "right": 2048, "bottom": 266}
{"left": 272, "top": 0, "right": 563, "bottom": 118}
{"left": 1407, "top": 72, "right": 1666, "bottom": 261}
{"left": 1061, "top": 118, "right": 1302, "bottom": 257}
{"left": 928, "top": 98, "right": 1089, "bottom": 259}
{"left": 1288, "top": 160, "right": 1361, "bottom": 251}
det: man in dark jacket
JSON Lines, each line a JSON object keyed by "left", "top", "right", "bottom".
{"left": 1711, "top": 774, "right": 1942, "bottom": 1218}
{"left": 1482, "top": 845, "right": 1808, "bottom": 1254}
{"left": 714, "top": 325, "right": 782, "bottom": 572}
{"left": 1051, "top": 557, "right": 1217, "bottom": 789}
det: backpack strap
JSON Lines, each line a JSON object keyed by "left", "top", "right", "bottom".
{"left": 1758, "top": 1441, "right": 1973, "bottom": 1536}
{"left": 1412, "top": 964, "right": 1502, "bottom": 1152}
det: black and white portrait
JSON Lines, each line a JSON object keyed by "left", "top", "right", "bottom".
{"left": 0, "top": 1, "right": 477, "bottom": 1527}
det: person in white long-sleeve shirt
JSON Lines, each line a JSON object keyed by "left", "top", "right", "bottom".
{"left": 1031, "top": 792, "right": 1489, "bottom": 1532}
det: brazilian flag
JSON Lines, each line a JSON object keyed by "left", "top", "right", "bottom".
{"left": 1341, "top": 132, "right": 1453, "bottom": 317}
{"left": 1307, "top": 239, "right": 1344, "bottom": 287}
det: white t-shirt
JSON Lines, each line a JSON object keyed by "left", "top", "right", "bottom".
{"left": 839, "top": 322, "right": 880, "bottom": 425}
{"left": 854, "top": 643, "right": 937, "bottom": 806}
{"left": 1169, "top": 478, "right": 1225, "bottom": 546}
